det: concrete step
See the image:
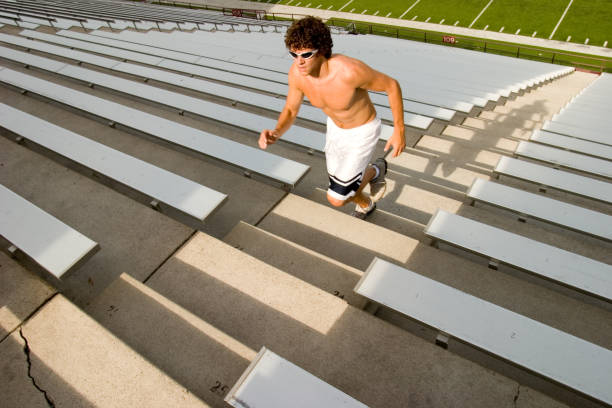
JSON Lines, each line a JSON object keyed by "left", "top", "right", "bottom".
{"left": 256, "top": 194, "right": 612, "bottom": 349}
{"left": 86, "top": 272, "right": 256, "bottom": 408}
{"left": 1, "top": 294, "right": 207, "bottom": 407}
{"left": 141, "top": 230, "right": 566, "bottom": 407}
{"left": 223, "top": 221, "right": 367, "bottom": 308}
{"left": 0, "top": 252, "right": 56, "bottom": 342}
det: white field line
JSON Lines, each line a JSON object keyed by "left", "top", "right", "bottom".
{"left": 399, "top": 0, "right": 420, "bottom": 19}
{"left": 469, "top": 0, "right": 494, "bottom": 28}
{"left": 338, "top": 0, "right": 353, "bottom": 12}
{"left": 549, "top": 0, "right": 574, "bottom": 39}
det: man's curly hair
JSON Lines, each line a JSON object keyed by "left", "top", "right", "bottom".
{"left": 285, "top": 16, "right": 333, "bottom": 59}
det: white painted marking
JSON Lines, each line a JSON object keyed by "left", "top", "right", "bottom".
{"left": 316, "top": 4, "right": 321, "bottom": 8}
{"left": 374, "top": 10, "right": 379, "bottom": 15}
{"left": 549, "top": 0, "right": 574, "bottom": 39}
{"left": 604, "top": 40, "right": 608, "bottom": 47}
{"left": 532, "top": 31, "right": 537, "bottom": 37}
{"left": 400, "top": 0, "right": 420, "bottom": 19}
{"left": 361, "top": 9, "right": 367, "bottom": 14}
{"left": 305, "top": 2, "right": 311, "bottom": 7}
{"left": 469, "top": 0, "right": 494, "bottom": 28}
{"left": 295, "top": 1, "right": 301, "bottom": 5}
{"left": 499, "top": 26, "right": 504, "bottom": 32}
{"left": 338, "top": 0, "right": 353, "bottom": 12}
{"left": 349, "top": 8, "right": 355, "bottom": 12}
{"left": 287, "top": 0, "right": 293, "bottom": 4}
{"left": 483, "top": 24, "right": 489, "bottom": 30}
{"left": 454, "top": 20, "right": 459, "bottom": 26}
{"left": 327, "top": 5, "right": 333, "bottom": 9}
{"left": 566, "top": 35, "right": 571, "bottom": 41}
{"left": 515, "top": 28, "right": 521, "bottom": 34}
{"left": 584, "top": 38, "right": 589, "bottom": 44}
{"left": 412, "top": 15, "right": 418, "bottom": 20}
{"left": 386, "top": 12, "right": 392, "bottom": 17}
{"left": 425, "top": 17, "right": 430, "bottom": 22}
{"left": 440, "top": 19, "right": 445, "bottom": 24}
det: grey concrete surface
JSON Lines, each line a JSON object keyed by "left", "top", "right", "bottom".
{"left": 16, "top": 295, "right": 208, "bottom": 407}
{"left": 144, "top": 231, "right": 568, "bottom": 408}
{"left": 0, "top": 253, "right": 55, "bottom": 341}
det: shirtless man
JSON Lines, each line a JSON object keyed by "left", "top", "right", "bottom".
{"left": 259, "top": 16, "right": 405, "bottom": 219}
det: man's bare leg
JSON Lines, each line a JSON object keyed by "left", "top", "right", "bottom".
{"left": 327, "top": 165, "right": 377, "bottom": 208}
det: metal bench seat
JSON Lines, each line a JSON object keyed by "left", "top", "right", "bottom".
{"left": 0, "top": 102, "right": 227, "bottom": 224}
{"left": 16, "top": 30, "right": 433, "bottom": 132}
{"left": 529, "top": 129, "right": 612, "bottom": 161}
{"left": 542, "top": 120, "right": 610, "bottom": 146}
{"left": 0, "top": 67, "right": 310, "bottom": 188}
{"left": 466, "top": 178, "right": 612, "bottom": 241}
{"left": 356, "top": 257, "right": 612, "bottom": 406}
{"left": 424, "top": 209, "right": 612, "bottom": 302}
{"left": 493, "top": 156, "right": 612, "bottom": 204}
{"left": 225, "top": 347, "right": 367, "bottom": 408}
{"left": 0, "top": 183, "right": 99, "bottom": 278}
{"left": 515, "top": 141, "right": 612, "bottom": 179}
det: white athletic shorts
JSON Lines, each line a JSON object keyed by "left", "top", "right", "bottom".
{"left": 325, "top": 116, "right": 382, "bottom": 201}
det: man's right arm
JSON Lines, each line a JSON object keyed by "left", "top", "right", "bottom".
{"left": 259, "top": 68, "right": 304, "bottom": 149}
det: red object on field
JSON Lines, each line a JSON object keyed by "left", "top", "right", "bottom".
{"left": 443, "top": 36, "right": 456, "bottom": 44}
{"left": 232, "top": 9, "right": 243, "bottom": 17}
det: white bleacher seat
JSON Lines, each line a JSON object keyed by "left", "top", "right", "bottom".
{"left": 0, "top": 67, "right": 309, "bottom": 188}
{"left": 0, "top": 103, "right": 227, "bottom": 223}
{"left": 542, "top": 120, "right": 610, "bottom": 146}
{"left": 0, "top": 16, "right": 38, "bottom": 28}
{"left": 494, "top": 156, "right": 612, "bottom": 204}
{"left": 424, "top": 209, "right": 612, "bottom": 302}
{"left": 530, "top": 129, "right": 612, "bottom": 160}
{"left": 355, "top": 257, "right": 612, "bottom": 406}
{"left": 0, "top": 183, "right": 99, "bottom": 279}
{"left": 225, "top": 347, "right": 367, "bottom": 408}
{"left": 466, "top": 178, "right": 612, "bottom": 241}
{"left": 88, "top": 29, "right": 476, "bottom": 115}
{"left": 11, "top": 30, "right": 433, "bottom": 133}
{"left": 0, "top": 44, "right": 327, "bottom": 152}
{"left": 515, "top": 141, "right": 612, "bottom": 179}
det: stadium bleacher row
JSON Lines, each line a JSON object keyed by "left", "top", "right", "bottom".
{"left": 1, "top": 0, "right": 610, "bottom": 407}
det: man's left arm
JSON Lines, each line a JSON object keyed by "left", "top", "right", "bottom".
{"left": 355, "top": 61, "right": 406, "bottom": 157}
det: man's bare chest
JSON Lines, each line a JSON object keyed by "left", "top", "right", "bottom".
{"left": 302, "top": 83, "right": 361, "bottom": 112}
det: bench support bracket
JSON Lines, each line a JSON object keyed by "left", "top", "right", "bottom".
{"left": 435, "top": 331, "right": 450, "bottom": 349}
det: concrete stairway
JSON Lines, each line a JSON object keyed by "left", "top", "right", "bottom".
{"left": 87, "top": 232, "right": 566, "bottom": 407}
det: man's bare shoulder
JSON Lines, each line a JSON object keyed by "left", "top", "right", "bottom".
{"left": 329, "top": 54, "right": 373, "bottom": 82}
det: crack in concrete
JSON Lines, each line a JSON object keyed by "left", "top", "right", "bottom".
{"left": 18, "top": 328, "right": 56, "bottom": 408}
{"left": 513, "top": 384, "right": 521, "bottom": 407}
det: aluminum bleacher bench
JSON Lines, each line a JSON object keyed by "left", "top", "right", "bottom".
{"left": 355, "top": 257, "right": 612, "bottom": 406}
{"left": 15, "top": 30, "right": 433, "bottom": 135}
{"left": 0, "top": 102, "right": 227, "bottom": 226}
{"left": 0, "top": 183, "right": 99, "bottom": 279}
{"left": 424, "top": 209, "right": 612, "bottom": 302}
{"left": 515, "top": 141, "right": 612, "bottom": 179}
{"left": 0, "top": 45, "right": 328, "bottom": 153}
{"left": 225, "top": 347, "right": 367, "bottom": 408}
{"left": 58, "top": 29, "right": 460, "bottom": 124}
{"left": 87, "top": 29, "right": 475, "bottom": 117}
{"left": 494, "top": 156, "right": 612, "bottom": 204}
{"left": 529, "top": 129, "right": 612, "bottom": 161}
{"left": 542, "top": 120, "right": 610, "bottom": 146}
{"left": 466, "top": 178, "right": 612, "bottom": 241}
{"left": 0, "top": 67, "right": 309, "bottom": 189}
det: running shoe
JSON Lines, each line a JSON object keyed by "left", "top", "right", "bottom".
{"left": 369, "top": 158, "right": 387, "bottom": 203}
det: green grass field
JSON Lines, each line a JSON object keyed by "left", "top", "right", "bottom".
{"left": 250, "top": 0, "right": 611, "bottom": 47}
